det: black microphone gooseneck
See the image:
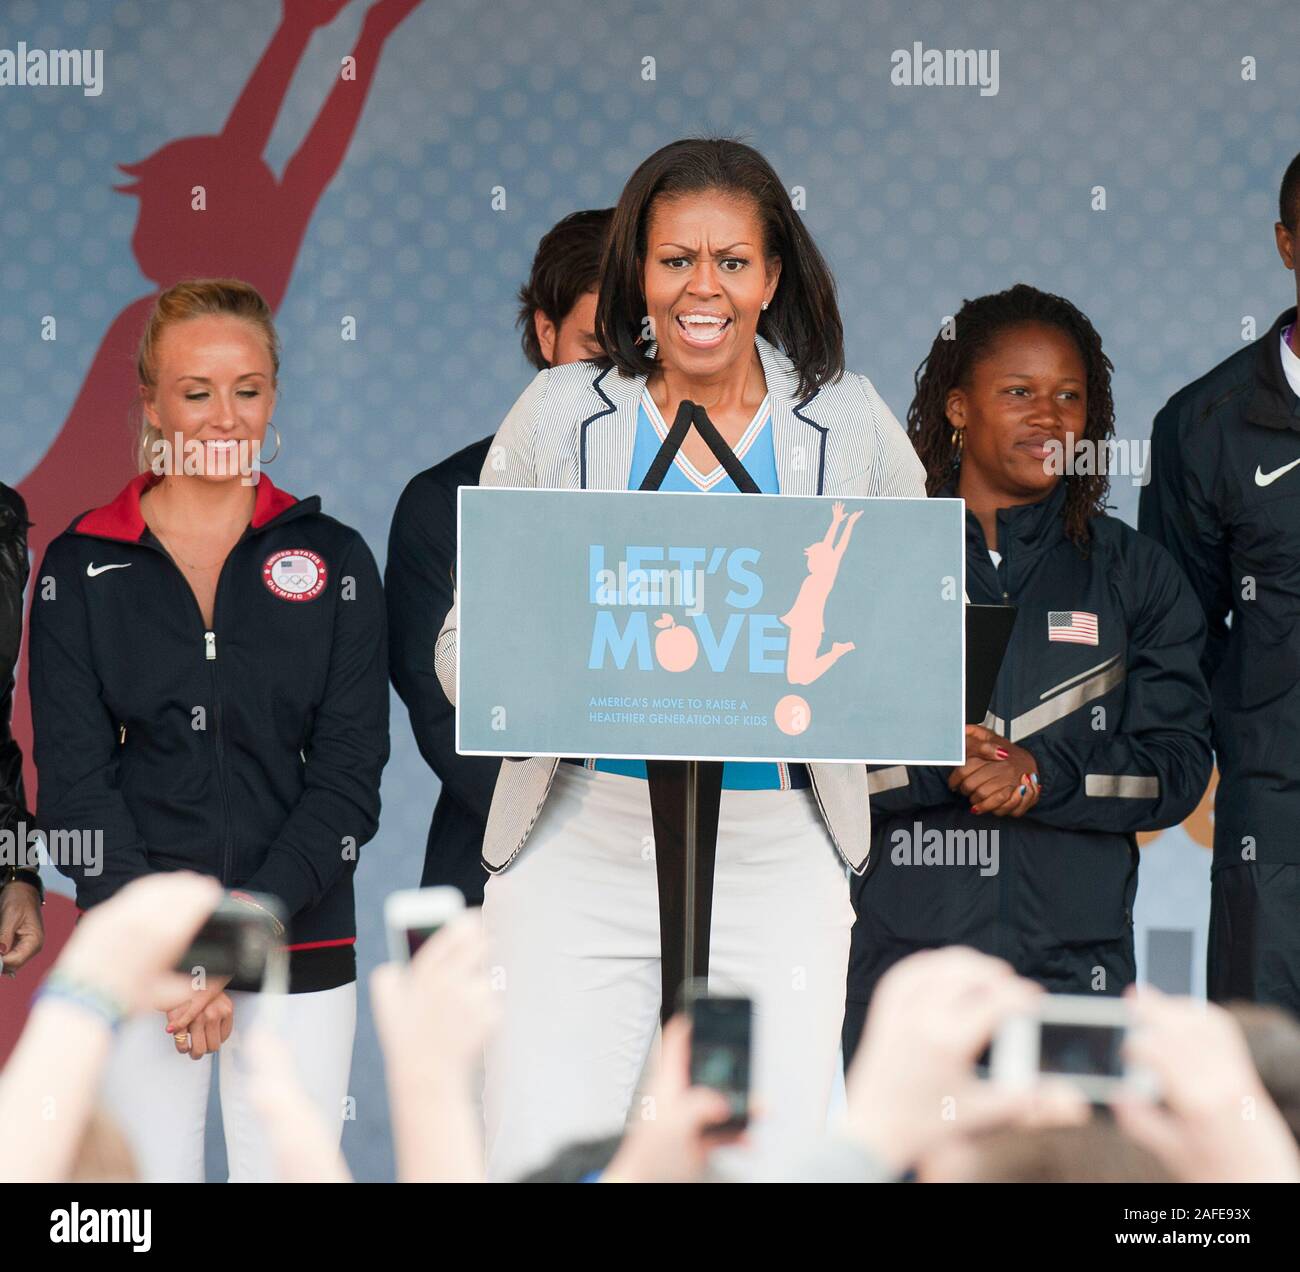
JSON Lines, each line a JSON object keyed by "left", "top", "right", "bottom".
{"left": 638, "top": 399, "right": 760, "bottom": 1021}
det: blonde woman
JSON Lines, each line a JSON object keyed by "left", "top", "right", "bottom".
{"left": 28, "top": 278, "right": 389, "bottom": 1181}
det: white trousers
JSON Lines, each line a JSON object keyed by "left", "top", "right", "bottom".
{"left": 99, "top": 982, "right": 356, "bottom": 1183}
{"left": 482, "top": 763, "right": 854, "bottom": 1181}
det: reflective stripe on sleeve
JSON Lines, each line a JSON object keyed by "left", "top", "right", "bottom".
{"left": 1084, "top": 773, "right": 1159, "bottom": 798}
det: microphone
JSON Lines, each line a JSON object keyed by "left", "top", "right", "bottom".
{"left": 638, "top": 400, "right": 760, "bottom": 494}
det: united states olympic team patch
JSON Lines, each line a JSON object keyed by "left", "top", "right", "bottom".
{"left": 262, "top": 549, "right": 328, "bottom": 602}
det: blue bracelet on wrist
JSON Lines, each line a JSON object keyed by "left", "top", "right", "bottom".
{"left": 35, "top": 972, "right": 129, "bottom": 1032}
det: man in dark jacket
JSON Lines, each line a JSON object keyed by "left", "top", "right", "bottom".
{"left": 0, "top": 481, "right": 43, "bottom": 974}
{"left": 387, "top": 208, "right": 612, "bottom": 902}
{"left": 1139, "top": 152, "right": 1300, "bottom": 1014}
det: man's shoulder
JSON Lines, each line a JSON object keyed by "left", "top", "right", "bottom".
{"left": 0, "top": 483, "right": 27, "bottom": 540}
{"left": 388, "top": 437, "right": 495, "bottom": 555}
{"left": 1154, "top": 339, "right": 1260, "bottom": 439}
{"left": 1091, "top": 510, "right": 1181, "bottom": 578}
{"left": 428, "top": 436, "right": 495, "bottom": 486}
{"left": 0, "top": 482, "right": 27, "bottom": 522}
{"left": 405, "top": 436, "right": 495, "bottom": 499}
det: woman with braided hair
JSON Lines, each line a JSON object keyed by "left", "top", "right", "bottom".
{"left": 908, "top": 284, "right": 1117, "bottom": 545}
{"left": 843, "top": 283, "right": 1214, "bottom": 1061}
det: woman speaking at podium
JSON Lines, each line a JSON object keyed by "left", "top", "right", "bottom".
{"left": 845, "top": 284, "right": 1214, "bottom": 1060}
{"left": 435, "top": 137, "right": 925, "bottom": 1179}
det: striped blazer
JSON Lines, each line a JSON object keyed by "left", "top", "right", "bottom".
{"left": 435, "top": 335, "right": 927, "bottom": 874}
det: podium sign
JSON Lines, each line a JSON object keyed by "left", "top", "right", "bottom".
{"left": 456, "top": 488, "right": 966, "bottom": 765}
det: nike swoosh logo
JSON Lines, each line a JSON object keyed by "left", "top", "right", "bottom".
{"left": 86, "top": 562, "right": 131, "bottom": 577}
{"left": 1254, "top": 457, "right": 1300, "bottom": 487}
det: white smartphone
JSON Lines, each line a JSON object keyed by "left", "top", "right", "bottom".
{"left": 989, "top": 993, "right": 1159, "bottom": 1103}
{"left": 383, "top": 886, "right": 466, "bottom": 965}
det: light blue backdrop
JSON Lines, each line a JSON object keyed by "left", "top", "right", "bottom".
{"left": 3, "top": 0, "right": 1296, "bottom": 1180}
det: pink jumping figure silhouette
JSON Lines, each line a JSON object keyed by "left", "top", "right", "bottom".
{"left": 12, "top": 0, "right": 423, "bottom": 802}
{"left": 780, "top": 501, "right": 864, "bottom": 686}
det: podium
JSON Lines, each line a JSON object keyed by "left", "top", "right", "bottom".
{"left": 454, "top": 409, "right": 966, "bottom": 1024}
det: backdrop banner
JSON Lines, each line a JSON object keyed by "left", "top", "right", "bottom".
{"left": 456, "top": 487, "right": 966, "bottom": 763}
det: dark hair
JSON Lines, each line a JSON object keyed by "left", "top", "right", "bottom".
{"left": 594, "top": 137, "right": 844, "bottom": 400}
{"left": 516, "top": 208, "right": 614, "bottom": 370}
{"left": 907, "top": 283, "right": 1115, "bottom": 551}
{"left": 1280, "top": 151, "right": 1300, "bottom": 234}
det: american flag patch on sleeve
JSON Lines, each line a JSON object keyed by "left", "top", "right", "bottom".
{"left": 1048, "top": 611, "right": 1099, "bottom": 645}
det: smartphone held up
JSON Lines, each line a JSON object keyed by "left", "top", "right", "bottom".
{"left": 989, "top": 993, "right": 1159, "bottom": 1103}
{"left": 680, "top": 982, "right": 753, "bottom": 1134}
{"left": 383, "top": 886, "right": 466, "bottom": 965}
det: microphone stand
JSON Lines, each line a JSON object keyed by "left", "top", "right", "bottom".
{"left": 639, "top": 401, "right": 761, "bottom": 1022}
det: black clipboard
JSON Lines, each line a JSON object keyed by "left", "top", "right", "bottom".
{"left": 966, "top": 603, "right": 1018, "bottom": 725}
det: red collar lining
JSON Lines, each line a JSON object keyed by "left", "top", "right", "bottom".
{"left": 73, "top": 474, "right": 298, "bottom": 542}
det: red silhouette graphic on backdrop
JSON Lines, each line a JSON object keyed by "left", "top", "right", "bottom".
{"left": 2, "top": 0, "right": 421, "bottom": 1051}
{"left": 13, "top": 0, "right": 421, "bottom": 798}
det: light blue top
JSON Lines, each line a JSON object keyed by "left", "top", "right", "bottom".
{"left": 625, "top": 388, "right": 780, "bottom": 494}
{"left": 579, "top": 389, "right": 804, "bottom": 791}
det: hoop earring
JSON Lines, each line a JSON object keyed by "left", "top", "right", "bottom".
{"left": 950, "top": 426, "right": 963, "bottom": 454}
{"left": 260, "top": 421, "right": 281, "bottom": 464}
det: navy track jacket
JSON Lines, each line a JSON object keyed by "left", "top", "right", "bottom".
{"left": 29, "top": 474, "right": 389, "bottom": 990}
{"left": 850, "top": 481, "right": 1213, "bottom": 998}
{"left": 1140, "top": 308, "right": 1300, "bottom": 870}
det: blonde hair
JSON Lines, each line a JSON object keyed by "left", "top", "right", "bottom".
{"left": 136, "top": 278, "right": 280, "bottom": 473}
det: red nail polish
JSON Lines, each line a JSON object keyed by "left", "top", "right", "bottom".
{"left": 995, "top": 748, "right": 1009, "bottom": 759}
{"left": 971, "top": 805, "right": 981, "bottom": 814}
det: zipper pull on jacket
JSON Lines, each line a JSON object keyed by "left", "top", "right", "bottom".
{"left": 205, "top": 630, "right": 216, "bottom": 661}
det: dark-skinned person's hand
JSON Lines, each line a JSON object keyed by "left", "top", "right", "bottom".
{"left": 0, "top": 878, "right": 45, "bottom": 974}
{"left": 949, "top": 724, "right": 1041, "bottom": 817}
